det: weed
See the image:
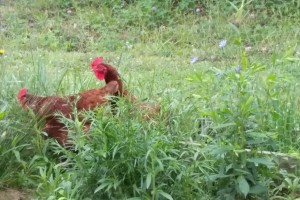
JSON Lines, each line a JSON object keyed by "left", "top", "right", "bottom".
{"left": 0, "top": 0, "right": 300, "bottom": 199}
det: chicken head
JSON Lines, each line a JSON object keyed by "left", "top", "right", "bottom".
{"left": 18, "top": 88, "right": 28, "bottom": 108}
{"left": 91, "top": 57, "right": 107, "bottom": 80}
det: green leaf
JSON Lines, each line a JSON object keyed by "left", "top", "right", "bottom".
{"left": 283, "top": 44, "right": 297, "bottom": 58}
{"left": 156, "top": 157, "right": 164, "bottom": 171}
{"left": 94, "top": 183, "right": 109, "bottom": 194}
{"left": 112, "top": 145, "right": 119, "bottom": 159}
{"left": 0, "top": 112, "right": 5, "bottom": 120}
{"left": 271, "top": 53, "right": 277, "bottom": 65}
{"left": 249, "top": 184, "right": 267, "bottom": 194}
{"left": 241, "top": 51, "right": 248, "bottom": 70}
{"left": 229, "top": 24, "right": 241, "bottom": 36}
{"left": 225, "top": 164, "right": 233, "bottom": 173}
{"left": 241, "top": 95, "right": 254, "bottom": 114}
{"left": 251, "top": 64, "right": 266, "bottom": 72}
{"left": 237, "top": 175, "right": 249, "bottom": 197}
{"left": 267, "top": 73, "right": 276, "bottom": 83}
{"left": 285, "top": 57, "right": 300, "bottom": 62}
{"left": 113, "top": 180, "right": 120, "bottom": 190}
{"left": 214, "top": 122, "right": 236, "bottom": 130}
{"left": 58, "top": 189, "right": 65, "bottom": 196}
{"left": 13, "top": 150, "right": 21, "bottom": 162}
{"left": 192, "top": 94, "right": 201, "bottom": 99}
{"left": 227, "top": 0, "right": 238, "bottom": 11}
{"left": 199, "top": 110, "right": 216, "bottom": 118}
{"left": 208, "top": 174, "right": 232, "bottom": 181}
{"left": 158, "top": 191, "right": 173, "bottom": 200}
{"left": 146, "top": 173, "right": 152, "bottom": 189}
{"left": 186, "top": 73, "right": 203, "bottom": 82}
{"left": 247, "top": 157, "right": 274, "bottom": 167}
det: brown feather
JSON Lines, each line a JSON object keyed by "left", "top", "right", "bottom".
{"left": 101, "top": 62, "right": 160, "bottom": 120}
{"left": 19, "top": 81, "right": 119, "bottom": 146}
{"left": 101, "top": 63, "right": 136, "bottom": 102}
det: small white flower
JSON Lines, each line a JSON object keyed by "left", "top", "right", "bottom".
{"left": 249, "top": 13, "right": 256, "bottom": 19}
{"left": 261, "top": 46, "right": 268, "bottom": 53}
{"left": 67, "top": 9, "right": 72, "bottom": 15}
{"left": 126, "top": 41, "right": 133, "bottom": 49}
{"left": 219, "top": 39, "right": 227, "bottom": 48}
{"left": 1, "top": 131, "right": 7, "bottom": 139}
{"left": 151, "top": 6, "right": 157, "bottom": 11}
{"left": 245, "top": 46, "right": 252, "bottom": 52}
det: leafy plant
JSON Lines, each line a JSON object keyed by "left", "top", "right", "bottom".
{"left": 1, "top": 0, "right": 300, "bottom": 199}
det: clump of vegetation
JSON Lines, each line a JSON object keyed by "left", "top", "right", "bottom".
{"left": 0, "top": 0, "right": 300, "bottom": 199}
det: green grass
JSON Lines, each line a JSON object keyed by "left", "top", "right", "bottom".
{"left": 1, "top": 0, "right": 300, "bottom": 199}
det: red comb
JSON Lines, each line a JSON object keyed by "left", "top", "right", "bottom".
{"left": 18, "top": 88, "right": 27, "bottom": 101}
{"left": 91, "top": 57, "right": 103, "bottom": 69}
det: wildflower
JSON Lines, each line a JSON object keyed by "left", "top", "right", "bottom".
{"left": 1, "top": 131, "right": 7, "bottom": 139}
{"left": 216, "top": 72, "right": 224, "bottom": 79}
{"left": 67, "top": 9, "right": 72, "bottom": 15}
{"left": 261, "top": 46, "right": 269, "bottom": 53}
{"left": 245, "top": 46, "right": 252, "bottom": 52}
{"left": 126, "top": 41, "right": 133, "bottom": 49}
{"left": 219, "top": 39, "right": 227, "bottom": 48}
{"left": 249, "top": 12, "right": 256, "bottom": 19}
{"left": 190, "top": 56, "right": 199, "bottom": 64}
{"left": 151, "top": 6, "right": 157, "bottom": 11}
{"left": 235, "top": 65, "right": 242, "bottom": 73}
{"left": 0, "top": 49, "right": 4, "bottom": 54}
{"left": 159, "top": 25, "right": 166, "bottom": 30}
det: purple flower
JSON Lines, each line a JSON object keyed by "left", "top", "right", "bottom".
{"left": 235, "top": 65, "right": 242, "bottom": 73}
{"left": 219, "top": 39, "right": 227, "bottom": 48}
{"left": 190, "top": 56, "right": 199, "bottom": 64}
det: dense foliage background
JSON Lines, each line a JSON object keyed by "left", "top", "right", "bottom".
{"left": 0, "top": 0, "right": 300, "bottom": 199}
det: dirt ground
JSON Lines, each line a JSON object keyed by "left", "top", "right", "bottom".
{"left": 0, "top": 188, "right": 33, "bottom": 200}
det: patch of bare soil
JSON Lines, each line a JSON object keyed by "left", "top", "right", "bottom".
{"left": 0, "top": 188, "right": 33, "bottom": 200}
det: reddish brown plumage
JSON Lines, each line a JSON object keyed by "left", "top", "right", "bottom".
{"left": 91, "top": 58, "right": 160, "bottom": 120}
{"left": 18, "top": 56, "right": 160, "bottom": 146}
{"left": 18, "top": 81, "right": 119, "bottom": 146}
{"left": 102, "top": 63, "right": 136, "bottom": 102}
{"left": 91, "top": 57, "right": 136, "bottom": 102}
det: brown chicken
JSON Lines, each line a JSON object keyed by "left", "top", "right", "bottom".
{"left": 18, "top": 81, "right": 119, "bottom": 146}
{"left": 18, "top": 57, "right": 160, "bottom": 146}
{"left": 91, "top": 57, "right": 161, "bottom": 120}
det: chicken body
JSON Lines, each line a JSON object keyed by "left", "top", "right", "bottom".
{"left": 18, "top": 56, "right": 160, "bottom": 146}
{"left": 18, "top": 81, "right": 119, "bottom": 146}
